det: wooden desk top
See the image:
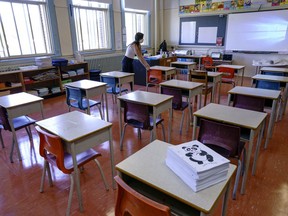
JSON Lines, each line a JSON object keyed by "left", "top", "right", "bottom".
{"left": 194, "top": 103, "right": 267, "bottom": 130}
{"left": 65, "top": 79, "right": 106, "bottom": 90}
{"left": 252, "top": 74, "right": 288, "bottom": 83}
{"left": 160, "top": 79, "right": 203, "bottom": 90}
{"left": 117, "top": 90, "right": 173, "bottom": 106}
{"left": 260, "top": 67, "right": 288, "bottom": 73}
{"left": 228, "top": 86, "right": 281, "bottom": 100}
{"left": 171, "top": 61, "right": 196, "bottom": 65}
{"left": 150, "top": 66, "right": 176, "bottom": 71}
{"left": 216, "top": 64, "right": 245, "bottom": 69}
{"left": 36, "top": 111, "right": 112, "bottom": 142}
{"left": 100, "top": 71, "right": 134, "bottom": 78}
{"left": 116, "top": 139, "right": 236, "bottom": 214}
{"left": 0, "top": 92, "right": 43, "bottom": 108}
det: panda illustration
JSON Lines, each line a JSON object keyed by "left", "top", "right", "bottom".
{"left": 182, "top": 144, "right": 214, "bottom": 165}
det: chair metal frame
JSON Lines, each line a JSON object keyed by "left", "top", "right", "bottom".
{"left": 35, "top": 125, "right": 109, "bottom": 216}
{"left": 198, "top": 118, "right": 246, "bottom": 200}
{"left": 161, "top": 86, "right": 188, "bottom": 134}
{"left": 190, "top": 70, "right": 213, "bottom": 106}
{"left": 146, "top": 69, "right": 163, "bottom": 92}
{"left": 0, "top": 106, "right": 36, "bottom": 163}
{"left": 120, "top": 101, "right": 165, "bottom": 151}
{"left": 65, "top": 86, "right": 103, "bottom": 119}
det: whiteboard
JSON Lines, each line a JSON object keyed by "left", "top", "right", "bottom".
{"left": 225, "top": 10, "right": 288, "bottom": 52}
{"left": 181, "top": 21, "right": 196, "bottom": 43}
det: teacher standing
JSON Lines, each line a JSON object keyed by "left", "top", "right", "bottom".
{"left": 122, "top": 32, "right": 150, "bottom": 73}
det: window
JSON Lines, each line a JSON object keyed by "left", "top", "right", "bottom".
{"left": 125, "top": 9, "right": 149, "bottom": 46}
{"left": 0, "top": 0, "right": 56, "bottom": 59}
{"left": 70, "top": 0, "right": 111, "bottom": 52}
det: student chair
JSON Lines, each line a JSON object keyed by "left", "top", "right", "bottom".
{"left": 217, "top": 67, "right": 236, "bottom": 87}
{"left": 146, "top": 69, "right": 163, "bottom": 92}
{"left": 65, "top": 86, "right": 103, "bottom": 119}
{"left": 0, "top": 106, "right": 36, "bottom": 163}
{"left": 114, "top": 176, "right": 171, "bottom": 216}
{"left": 190, "top": 70, "right": 213, "bottom": 106}
{"left": 100, "top": 76, "right": 128, "bottom": 103}
{"left": 161, "top": 86, "right": 188, "bottom": 134}
{"left": 120, "top": 101, "right": 165, "bottom": 151}
{"left": 35, "top": 126, "right": 109, "bottom": 216}
{"left": 201, "top": 56, "right": 216, "bottom": 71}
{"left": 0, "top": 90, "right": 11, "bottom": 149}
{"left": 198, "top": 118, "right": 246, "bottom": 200}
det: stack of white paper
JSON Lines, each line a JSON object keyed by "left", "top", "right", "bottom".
{"left": 166, "top": 140, "right": 230, "bottom": 192}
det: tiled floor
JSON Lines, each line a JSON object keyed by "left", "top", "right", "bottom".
{"left": 0, "top": 78, "right": 288, "bottom": 216}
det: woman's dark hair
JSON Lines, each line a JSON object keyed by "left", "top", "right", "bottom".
{"left": 132, "top": 32, "right": 144, "bottom": 46}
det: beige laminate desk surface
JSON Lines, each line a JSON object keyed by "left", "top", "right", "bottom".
{"left": 228, "top": 86, "right": 281, "bottom": 99}
{"left": 100, "top": 71, "right": 134, "bottom": 78}
{"left": 117, "top": 90, "right": 173, "bottom": 106}
{"left": 116, "top": 140, "right": 236, "bottom": 215}
{"left": 160, "top": 79, "right": 203, "bottom": 90}
{"left": 150, "top": 65, "right": 176, "bottom": 71}
{"left": 171, "top": 61, "right": 196, "bottom": 66}
{"left": 193, "top": 103, "right": 267, "bottom": 130}
{"left": 36, "top": 111, "right": 112, "bottom": 142}
{"left": 0, "top": 92, "right": 43, "bottom": 108}
{"left": 260, "top": 67, "right": 288, "bottom": 73}
{"left": 65, "top": 79, "right": 107, "bottom": 89}
{"left": 216, "top": 64, "right": 245, "bottom": 70}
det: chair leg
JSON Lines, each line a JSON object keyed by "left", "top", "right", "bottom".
{"left": 93, "top": 159, "right": 109, "bottom": 191}
{"left": 66, "top": 174, "right": 75, "bottom": 216}
{"left": 179, "top": 110, "right": 185, "bottom": 134}
{"left": 40, "top": 161, "right": 53, "bottom": 192}
{"left": 97, "top": 104, "right": 103, "bottom": 120}
{"left": 160, "top": 122, "right": 166, "bottom": 142}
{"left": 137, "top": 128, "right": 141, "bottom": 139}
{"left": 120, "top": 124, "right": 128, "bottom": 151}
{"left": 0, "top": 129, "right": 4, "bottom": 148}
{"left": 232, "top": 160, "right": 242, "bottom": 200}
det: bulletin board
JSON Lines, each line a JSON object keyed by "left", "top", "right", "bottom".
{"left": 179, "top": 15, "right": 227, "bottom": 45}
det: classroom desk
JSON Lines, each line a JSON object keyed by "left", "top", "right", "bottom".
{"left": 116, "top": 139, "right": 237, "bottom": 216}
{"left": 188, "top": 71, "right": 222, "bottom": 104}
{"left": 252, "top": 74, "right": 288, "bottom": 120}
{"left": 0, "top": 92, "right": 44, "bottom": 162}
{"left": 170, "top": 61, "right": 196, "bottom": 78}
{"left": 192, "top": 103, "right": 267, "bottom": 195}
{"left": 216, "top": 64, "right": 246, "bottom": 86}
{"left": 150, "top": 65, "right": 177, "bottom": 80}
{"left": 160, "top": 79, "right": 203, "bottom": 126}
{"left": 36, "top": 111, "right": 114, "bottom": 212}
{"left": 65, "top": 79, "right": 109, "bottom": 121}
{"left": 253, "top": 61, "right": 288, "bottom": 75}
{"left": 100, "top": 71, "right": 134, "bottom": 95}
{"left": 260, "top": 67, "right": 288, "bottom": 75}
{"left": 227, "top": 87, "right": 281, "bottom": 170}
{"left": 117, "top": 91, "right": 173, "bottom": 143}
{"left": 176, "top": 55, "right": 204, "bottom": 70}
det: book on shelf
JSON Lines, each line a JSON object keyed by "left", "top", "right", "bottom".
{"left": 166, "top": 140, "right": 230, "bottom": 192}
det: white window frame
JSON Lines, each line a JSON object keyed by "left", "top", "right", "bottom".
{"left": 124, "top": 8, "right": 150, "bottom": 47}
{"left": 0, "top": 0, "right": 59, "bottom": 60}
{"left": 69, "top": 0, "right": 114, "bottom": 53}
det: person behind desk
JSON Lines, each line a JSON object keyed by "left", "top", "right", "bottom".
{"left": 122, "top": 32, "right": 150, "bottom": 73}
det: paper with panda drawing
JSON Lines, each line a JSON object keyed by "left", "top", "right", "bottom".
{"left": 166, "top": 140, "right": 230, "bottom": 178}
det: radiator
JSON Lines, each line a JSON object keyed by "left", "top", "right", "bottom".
{"left": 85, "top": 54, "right": 124, "bottom": 72}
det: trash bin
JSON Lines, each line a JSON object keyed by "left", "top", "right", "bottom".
{"left": 89, "top": 69, "right": 101, "bottom": 81}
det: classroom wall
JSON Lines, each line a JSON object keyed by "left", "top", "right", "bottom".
{"left": 162, "top": 0, "right": 288, "bottom": 77}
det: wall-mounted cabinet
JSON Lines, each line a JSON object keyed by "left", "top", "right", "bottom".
{"left": 0, "top": 62, "right": 89, "bottom": 97}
